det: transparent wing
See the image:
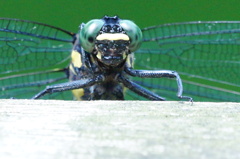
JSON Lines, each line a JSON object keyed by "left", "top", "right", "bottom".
{"left": 0, "top": 18, "right": 75, "bottom": 99}
{"left": 129, "top": 21, "right": 240, "bottom": 102}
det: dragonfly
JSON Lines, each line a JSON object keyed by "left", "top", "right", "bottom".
{"left": 0, "top": 16, "right": 239, "bottom": 101}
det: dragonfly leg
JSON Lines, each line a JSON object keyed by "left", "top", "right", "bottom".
{"left": 125, "top": 67, "right": 193, "bottom": 101}
{"left": 32, "top": 75, "right": 104, "bottom": 99}
{"left": 117, "top": 74, "right": 165, "bottom": 101}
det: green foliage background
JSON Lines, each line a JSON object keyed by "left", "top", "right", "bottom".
{"left": 1, "top": 0, "right": 239, "bottom": 31}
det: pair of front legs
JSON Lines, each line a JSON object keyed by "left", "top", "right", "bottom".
{"left": 32, "top": 67, "right": 192, "bottom": 101}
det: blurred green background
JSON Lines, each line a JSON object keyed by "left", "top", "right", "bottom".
{"left": 1, "top": 0, "right": 239, "bottom": 31}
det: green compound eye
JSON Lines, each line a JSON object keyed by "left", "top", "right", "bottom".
{"left": 79, "top": 17, "right": 142, "bottom": 53}
{"left": 119, "top": 20, "right": 142, "bottom": 52}
{"left": 79, "top": 19, "right": 104, "bottom": 53}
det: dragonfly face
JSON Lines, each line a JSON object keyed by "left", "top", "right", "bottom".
{"left": 79, "top": 16, "right": 142, "bottom": 67}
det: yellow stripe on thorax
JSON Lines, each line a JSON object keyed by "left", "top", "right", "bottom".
{"left": 126, "top": 53, "right": 134, "bottom": 68}
{"left": 70, "top": 50, "right": 84, "bottom": 100}
{"left": 72, "top": 89, "right": 84, "bottom": 100}
{"left": 71, "top": 50, "right": 82, "bottom": 68}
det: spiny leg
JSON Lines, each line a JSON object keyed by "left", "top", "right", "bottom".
{"left": 32, "top": 75, "right": 104, "bottom": 99}
{"left": 117, "top": 75, "right": 165, "bottom": 101}
{"left": 125, "top": 67, "right": 193, "bottom": 101}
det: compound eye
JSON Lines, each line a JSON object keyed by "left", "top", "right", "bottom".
{"left": 79, "top": 19, "right": 104, "bottom": 53}
{"left": 119, "top": 20, "right": 142, "bottom": 52}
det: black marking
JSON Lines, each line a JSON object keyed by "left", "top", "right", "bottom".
{"left": 135, "top": 35, "right": 138, "bottom": 41}
{"left": 100, "top": 16, "right": 124, "bottom": 34}
{"left": 88, "top": 36, "right": 94, "bottom": 43}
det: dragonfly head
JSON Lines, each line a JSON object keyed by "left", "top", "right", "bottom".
{"left": 79, "top": 16, "right": 142, "bottom": 67}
